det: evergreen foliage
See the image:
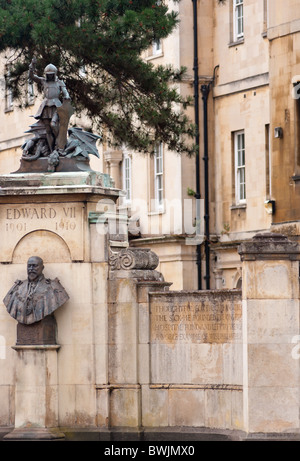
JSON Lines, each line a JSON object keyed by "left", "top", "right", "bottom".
{"left": 0, "top": 0, "right": 199, "bottom": 155}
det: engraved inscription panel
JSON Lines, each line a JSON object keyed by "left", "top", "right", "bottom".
{"left": 0, "top": 203, "right": 84, "bottom": 261}
{"left": 150, "top": 293, "right": 242, "bottom": 345}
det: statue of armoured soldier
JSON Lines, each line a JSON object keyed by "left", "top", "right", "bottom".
{"left": 29, "top": 57, "right": 71, "bottom": 152}
{"left": 20, "top": 57, "right": 100, "bottom": 172}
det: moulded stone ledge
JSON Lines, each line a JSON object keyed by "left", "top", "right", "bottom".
{"left": 238, "top": 233, "right": 300, "bottom": 261}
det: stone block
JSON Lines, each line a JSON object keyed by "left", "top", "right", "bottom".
{"left": 231, "top": 390, "right": 244, "bottom": 430}
{"left": 137, "top": 284, "right": 152, "bottom": 304}
{"left": 58, "top": 384, "right": 76, "bottom": 427}
{"left": 91, "top": 263, "right": 108, "bottom": 305}
{"left": 110, "top": 388, "right": 140, "bottom": 427}
{"left": 138, "top": 344, "right": 150, "bottom": 384}
{"left": 205, "top": 389, "right": 232, "bottom": 429}
{"left": 0, "top": 308, "right": 16, "bottom": 348}
{"left": 108, "top": 302, "right": 138, "bottom": 345}
{"left": 0, "top": 346, "right": 15, "bottom": 385}
{"left": 108, "top": 344, "right": 137, "bottom": 383}
{"left": 74, "top": 384, "right": 96, "bottom": 427}
{"left": 0, "top": 385, "right": 13, "bottom": 426}
{"left": 96, "top": 388, "right": 109, "bottom": 427}
{"left": 137, "top": 281, "right": 171, "bottom": 304}
{"left": 169, "top": 389, "right": 205, "bottom": 427}
{"left": 245, "top": 299, "right": 300, "bottom": 344}
{"left": 190, "top": 344, "right": 223, "bottom": 384}
{"left": 247, "top": 343, "right": 300, "bottom": 388}
{"left": 138, "top": 302, "right": 150, "bottom": 344}
{"left": 150, "top": 343, "right": 192, "bottom": 384}
{"left": 90, "top": 225, "right": 107, "bottom": 262}
{"left": 93, "top": 303, "right": 108, "bottom": 346}
{"left": 115, "top": 278, "right": 138, "bottom": 304}
{"left": 243, "top": 260, "right": 298, "bottom": 299}
{"left": 141, "top": 386, "right": 168, "bottom": 427}
{"left": 247, "top": 386, "right": 299, "bottom": 433}
{"left": 222, "top": 343, "right": 243, "bottom": 385}
{"left": 58, "top": 344, "right": 94, "bottom": 385}
{"left": 94, "top": 344, "right": 108, "bottom": 384}
{"left": 58, "top": 263, "right": 92, "bottom": 305}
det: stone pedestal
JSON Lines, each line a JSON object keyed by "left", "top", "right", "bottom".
{"left": 238, "top": 233, "right": 300, "bottom": 434}
{"left": 95, "top": 247, "right": 170, "bottom": 428}
{"left": 16, "top": 315, "right": 57, "bottom": 346}
{"left": 0, "top": 170, "right": 120, "bottom": 437}
{"left": 4, "top": 345, "right": 63, "bottom": 440}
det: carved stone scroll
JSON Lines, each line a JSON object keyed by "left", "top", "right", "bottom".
{"left": 109, "top": 248, "right": 159, "bottom": 271}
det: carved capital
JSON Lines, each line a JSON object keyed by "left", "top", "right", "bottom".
{"left": 109, "top": 247, "right": 159, "bottom": 271}
{"left": 103, "top": 149, "right": 123, "bottom": 164}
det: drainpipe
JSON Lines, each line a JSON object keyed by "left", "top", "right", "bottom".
{"left": 192, "top": 0, "right": 202, "bottom": 290}
{"left": 201, "top": 83, "right": 210, "bottom": 290}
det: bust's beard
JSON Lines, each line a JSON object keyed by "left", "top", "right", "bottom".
{"left": 28, "top": 272, "right": 39, "bottom": 282}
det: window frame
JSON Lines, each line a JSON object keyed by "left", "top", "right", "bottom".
{"left": 152, "top": 39, "right": 162, "bottom": 56}
{"left": 234, "top": 130, "right": 246, "bottom": 205}
{"left": 233, "top": 0, "right": 244, "bottom": 42}
{"left": 154, "top": 143, "right": 164, "bottom": 211}
{"left": 122, "top": 153, "right": 132, "bottom": 204}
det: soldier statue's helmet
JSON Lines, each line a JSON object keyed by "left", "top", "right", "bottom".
{"left": 44, "top": 64, "right": 58, "bottom": 81}
{"left": 44, "top": 63, "right": 57, "bottom": 74}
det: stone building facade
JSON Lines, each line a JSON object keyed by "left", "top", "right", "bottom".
{"left": 1, "top": 0, "right": 300, "bottom": 291}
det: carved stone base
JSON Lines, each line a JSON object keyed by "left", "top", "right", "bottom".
{"left": 13, "top": 156, "right": 92, "bottom": 174}
{"left": 16, "top": 315, "right": 57, "bottom": 346}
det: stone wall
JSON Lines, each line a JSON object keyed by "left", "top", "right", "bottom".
{"left": 142, "top": 290, "right": 243, "bottom": 429}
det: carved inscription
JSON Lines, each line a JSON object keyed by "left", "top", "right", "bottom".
{"left": 0, "top": 203, "right": 84, "bottom": 262}
{"left": 150, "top": 295, "right": 242, "bottom": 344}
{"left": 5, "top": 206, "right": 77, "bottom": 233}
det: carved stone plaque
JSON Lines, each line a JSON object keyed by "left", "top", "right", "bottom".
{"left": 150, "top": 291, "right": 242, "bottom": 345}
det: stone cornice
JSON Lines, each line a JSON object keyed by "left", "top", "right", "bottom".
{"left": 238, "top": 233, "right": 300, "bottom": 261}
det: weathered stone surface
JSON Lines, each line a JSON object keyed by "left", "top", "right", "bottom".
{"left": 241, "top": 233, "right": 300, "bottom": 434}
{"left": 238, "top": 233, "right": 300, "bottom": 261}
{"left": 109, "top": 247, "right": 159, "bottom": 271}
{"left": 144, "top": 289, "right": 243, "bottom": 428}
{"left": 150, "top": 290, "right": 242, "bottom": 346}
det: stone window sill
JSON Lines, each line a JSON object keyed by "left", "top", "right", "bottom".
{"left": 145, "top": 52, "right": 164, "bottom": 61}
{"left": 228, "top": 38, "right": 244, "bottom": 48}
{"left": 230, "top": 203, "right": 247, "bottom": 210}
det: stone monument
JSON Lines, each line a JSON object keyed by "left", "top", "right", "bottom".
{"left": 0, "top": 58, "right": 120, "bottom": 440}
